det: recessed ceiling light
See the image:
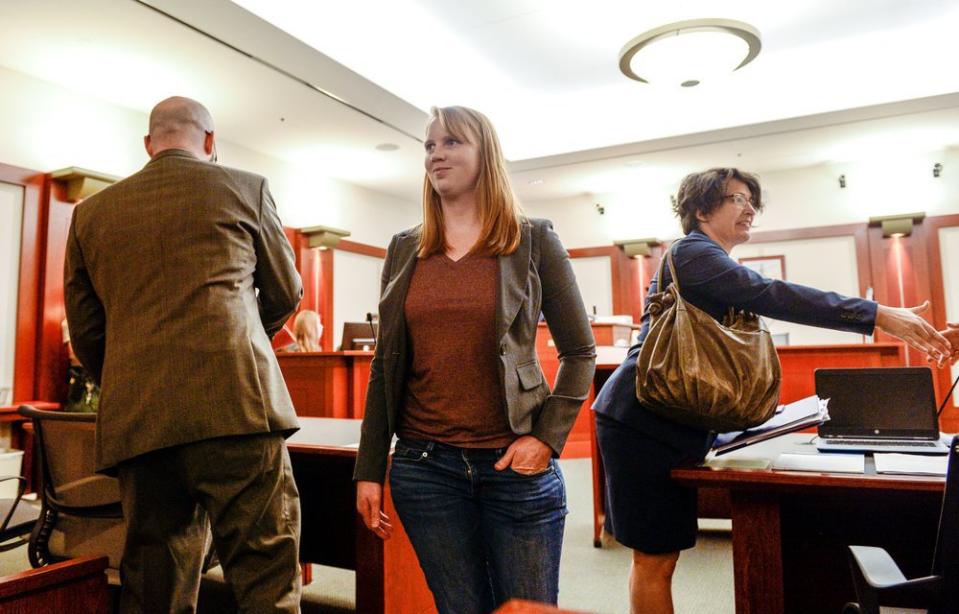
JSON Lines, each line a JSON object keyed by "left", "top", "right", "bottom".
{"left": 375, "top": 143, "right": 399, "bottom": 151}
{"left": 527, "top": 178, "right": 544, "bottom": 185}
{"left": 619, "top": 19, "right": 761, "bottom": 86}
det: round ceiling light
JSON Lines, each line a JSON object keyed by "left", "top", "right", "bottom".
{"left": 619, "top": 19, "right": 761, "bottom": 86}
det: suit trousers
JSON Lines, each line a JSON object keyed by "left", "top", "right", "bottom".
{"left": 116, "top": 432, "right": 301, "bottom": 614}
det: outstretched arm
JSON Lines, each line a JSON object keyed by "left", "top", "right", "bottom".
{"left": 875, "top": 302, "right": 952, "bottom": 366}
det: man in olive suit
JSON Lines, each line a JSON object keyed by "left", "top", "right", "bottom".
{"left": 64, "top": 96, "right": 303, "bottom": 613}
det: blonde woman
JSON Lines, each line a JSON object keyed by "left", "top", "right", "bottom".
{"left": 292, "top": 309, "right": 322, "bottom": 352}
{"left": 354, "top": 106, "right": 596, "bottom": 613}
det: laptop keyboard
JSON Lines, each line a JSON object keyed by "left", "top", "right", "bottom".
{"left": 821, "top": 439, "right": 937, "bottom": 447}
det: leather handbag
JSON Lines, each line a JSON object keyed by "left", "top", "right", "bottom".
{"left": 635, "top": 241, "right": 781, "bottom": 432}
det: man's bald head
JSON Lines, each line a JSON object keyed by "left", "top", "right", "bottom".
{"left": 144, "top": 96, "right": 216, "bottom": 160}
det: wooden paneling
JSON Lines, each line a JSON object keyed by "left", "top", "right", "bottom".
{"left": 277, "top": 352, "right": 373, "bottom": 418}
{"left": 35, "top": 178, "right": 74, "bottom": 403}
{"left": 536, "top": 323, "right": 628, "bottom": 458}
{"left": 286, "top": 230, "right": 328, "bottom": 349}
{"left": 628, "top": 243, "right": 666, "bottom": 322}
{"left": 921, "top": 213, "right": 959, "bottom": 433}
{"left": 866, "top": 221, "right": 956, "bottom": 412}
{"left": 338, "top": 239, "right": 387, "bottom": 259}
{"left": 0, "top": 556, "right": 110, "bottom": 614}
{"left": 776, "top": 343, "right": 906, "bottom": 404}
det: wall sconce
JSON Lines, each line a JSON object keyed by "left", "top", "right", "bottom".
{"left": 838, "top": 174, "right": 846, "bottom": 189}
{"left": 614, "top": 237, "right": 661, "bottom": 258}
{"left": 301, "top": 224, "right": 351, "bottom": 249}
{"left": 50, "top": 167, "right": 121, "bottom": 202}
{"left": 933, "top": 163, "right": 942, "bottom": 178}
{"left": 868, "top": 212, "right": 926, "bottom": 238}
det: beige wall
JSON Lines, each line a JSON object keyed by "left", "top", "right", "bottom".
{"left": 332, "top": 250, "right": 383, "bottom": 349}
{"left": 0, "top": 64, "right": 420, "bottom": 247}
{"left": 732, "top": 236, "right": 864, "bottom": 346}
{"left": 523, "top": 149, "right": 959, "bottom": 249}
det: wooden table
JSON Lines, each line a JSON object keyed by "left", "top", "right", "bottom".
{"left": 287, "top": 418, "right": 435, "bottom": 614}
{"left": 672, "top": 434, "right": 944, "bottom": 614}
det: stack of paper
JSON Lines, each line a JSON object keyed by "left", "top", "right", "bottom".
{"left": 713, "top": 396, "right": 830, "bottom": 456}
{"left": 772, "top": 453, "right": 864, "bottom": 474}
{"left": 874, "top": 453, "right": 948, "bottom": 476}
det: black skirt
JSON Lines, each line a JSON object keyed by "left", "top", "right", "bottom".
{"left": 595, "top": 411, "right": 701, "bottom": 554}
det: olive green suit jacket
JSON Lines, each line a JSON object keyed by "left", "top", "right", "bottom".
{"left": 64, "top": 149, "right": 302, "bottom": 473}
{"left": 354, "top": 218, "right": 596, "bottom": 483}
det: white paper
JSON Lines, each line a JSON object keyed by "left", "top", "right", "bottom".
{"left": 772, "top": 453, "right": 865, "bottom": 473}
{"left": 874, "top": 453, "right": 948, "bottom": 476}
{"left": 595, "top": 345, "right": 628, "bottom": 364}
{"left": 705, "top": 457, "right": 772, "bottom": 470}
{"left": 764, "top": 396, "right": 829, "bottom": 430}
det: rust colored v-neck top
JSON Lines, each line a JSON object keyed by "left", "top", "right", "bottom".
{"left": 396, "top": 252, "right": 515, "bottom": 447}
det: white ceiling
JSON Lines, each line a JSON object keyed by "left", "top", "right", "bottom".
{"left": 1, "top": 0, "right": 958, "bottom": 204}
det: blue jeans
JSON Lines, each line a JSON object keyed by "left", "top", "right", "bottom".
{"left": 389, "top": 438, "right": 568, "bottom": 614}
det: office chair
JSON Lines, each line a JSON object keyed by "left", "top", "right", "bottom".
{"left": 17, "top": 406, "right": 125, "bottom": 570}
{"left": 16, "top": 405, "right": 307, "bottom": 613}
{"left": 0, "top": 476, "right": 41, "bottom": 552}
{"left": 843, "top": 435, "right": 959, "bottom": 614}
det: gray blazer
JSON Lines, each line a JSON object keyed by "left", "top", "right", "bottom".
{"left": 353, "top": 217, "right": 596, "bottom": 483}
{"left": 64, "top": 149, "right": 303, "bottom": 473}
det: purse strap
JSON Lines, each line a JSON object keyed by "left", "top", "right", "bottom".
{"left": 654, "top": 239, "right": 683, "bottom": 296}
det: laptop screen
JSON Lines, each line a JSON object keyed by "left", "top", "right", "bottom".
{"left": 815, "top": 367, "right": 940, "bottom": 439}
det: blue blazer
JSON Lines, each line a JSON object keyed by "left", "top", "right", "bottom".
{"left": 593, "top": 230, "right": 878, "bottom": 457}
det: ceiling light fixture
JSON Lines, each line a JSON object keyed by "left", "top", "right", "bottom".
{"left": 375, "top": 143, "right": 399, "bottom": 152}
{"left": 619, "top": 19, "right": 761, "bottom": 86}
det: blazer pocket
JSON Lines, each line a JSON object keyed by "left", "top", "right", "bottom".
{"left": 516, "top": 361, "right": 545, "bottom": 391}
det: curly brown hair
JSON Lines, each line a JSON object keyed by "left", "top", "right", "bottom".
{"left": 673, "top": 168, "right": 763, "bottom": 235}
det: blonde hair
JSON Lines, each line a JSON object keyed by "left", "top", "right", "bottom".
{"left": 418, "top": 106, "right": 522, "bottom": 258}
{"left": 293, "top": 310, "right": 322, "bottom": 352}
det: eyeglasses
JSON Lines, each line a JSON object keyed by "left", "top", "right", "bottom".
{"left": 723, "top": 193, "right": 754, "bottom": 208}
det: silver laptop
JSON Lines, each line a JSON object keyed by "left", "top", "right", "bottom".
{"left": 814, "top": 367, "right": 949, "bottom": 454}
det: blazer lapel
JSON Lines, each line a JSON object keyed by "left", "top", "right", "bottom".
{"left": 379, "top": 231, "right": 419, "bottom": 351}
{"left": 496, "top": 221, "right": 532, "bottom": 341}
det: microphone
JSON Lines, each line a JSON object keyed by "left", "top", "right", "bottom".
{"left": 366, "top": 312, "right": 377, "bottom": 346}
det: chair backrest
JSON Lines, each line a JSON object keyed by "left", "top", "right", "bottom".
{"left": 932, "top": 435, "right": 959, "bottom": 607}
{"left": 17, "top": 406, "right": 125, "bottom": 569}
